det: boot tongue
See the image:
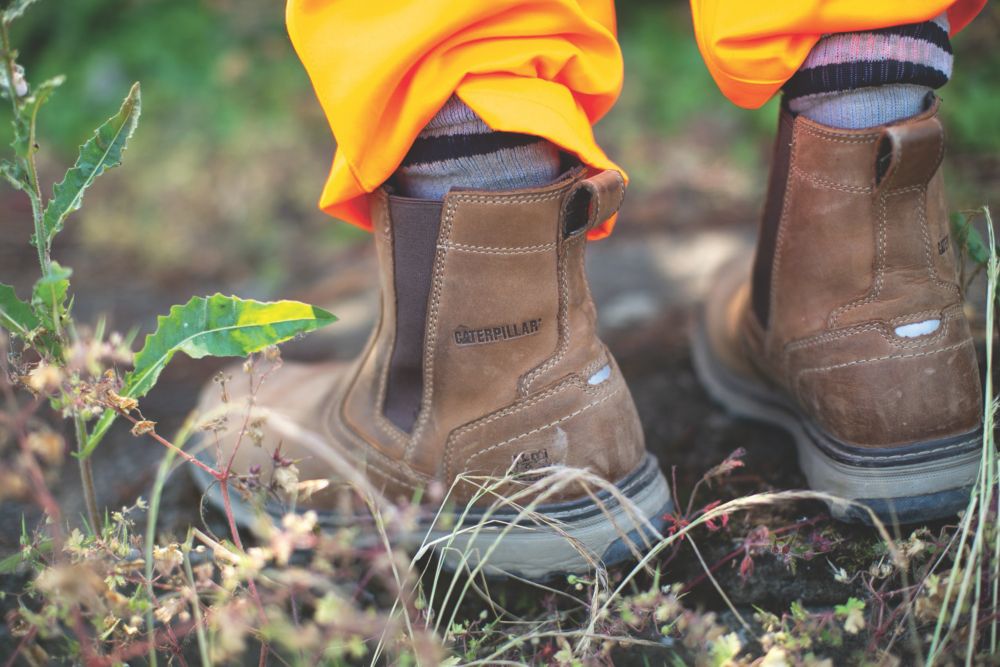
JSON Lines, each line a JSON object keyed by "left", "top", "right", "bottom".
{"left": 875, "top": 112, "right": 944, "bottom": 191}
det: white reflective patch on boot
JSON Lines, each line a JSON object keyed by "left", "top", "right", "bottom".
{"left": 587, "top": 364, "right": 612, "bottom": 385}
{"left": 894, "top": 319, "right": 940, "bottom": 338}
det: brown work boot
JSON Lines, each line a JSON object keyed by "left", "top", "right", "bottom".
{"left": 191, "top": 169, "right": 672, "bottom": 577}
{"left": 693, "top": 97, "right": 983, "bottom": 523}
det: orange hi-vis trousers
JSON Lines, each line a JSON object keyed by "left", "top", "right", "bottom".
{"left": 286, "top": 0, "right": 985, "bottom": 239}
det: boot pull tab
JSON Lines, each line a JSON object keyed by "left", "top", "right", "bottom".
{"left": 561, "top": 169, "right": 626, "bottom": 238}
{"left": 875, "top": 112, "right": 945, "bottom": 192}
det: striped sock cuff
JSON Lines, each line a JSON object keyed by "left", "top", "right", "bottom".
{"left": 400, "top": 131, "right": 547, "bottom": 168}
{"left": 785, "top": 14, "right": 953, "bottom": 103}
{"left": 394, "top": 97, "right": 561, "bottom": 200}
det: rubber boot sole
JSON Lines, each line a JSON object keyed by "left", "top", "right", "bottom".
{"left": 190, "top": 452, "right": 673, "bottom": 580}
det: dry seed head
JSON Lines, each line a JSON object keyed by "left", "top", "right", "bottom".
{"left": 247, "top": 417, "right": 266, "bottom": 446}
{"left": 152, "top": 544, "right": 183, "bottom": 576}
{"left": 273, "top": 464, "right": 300, "bottom": 497}
{"left": 868, "top": 561, "right": 893, "bottom": 579}
{"left": 154, "top": 596, "right": 189, "bottom": 624}
{"left": 27, "top": 363, "right": 63, "bottom": 393}
{"left": 130, "top": 420, "right": 156, "bottom": 436}
{"left": 200, "top": 415, "right": 229, "bottom": 432}
{"left": 106, "top": 390, "right": 138, "bottom": 414}
{"left": 213, "top": 371, "right": 231, "bottom": 403}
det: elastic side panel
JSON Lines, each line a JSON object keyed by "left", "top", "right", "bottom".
{"left": 751, "top": 108, "right": 795, "bottom": 327}
{"left": 384, "top": 197, "right": 443, "bottom": 432}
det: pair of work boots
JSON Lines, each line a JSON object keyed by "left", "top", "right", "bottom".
{"left": 192, "top": 98, "right": 982, "bottom": 579}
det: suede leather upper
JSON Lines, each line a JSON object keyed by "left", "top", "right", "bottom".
{"left": 195, "top": 170, "right": 646, "bottom": 506}
{"left": 738, "top": 100, "right": 982, "bottom": 447}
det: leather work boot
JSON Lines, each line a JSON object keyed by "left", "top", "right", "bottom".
{"left": 693, "top": 97, "right": 983, "bottom": 523}
{"left": 191, "top": 169, "right": 673, "bottom": 577}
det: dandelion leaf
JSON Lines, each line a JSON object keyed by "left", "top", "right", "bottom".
{"left": 83, "top": 294, "right": 336, "bottom": 456}
{"left": 39, "top": 82, "right": 140, "bottom": 247}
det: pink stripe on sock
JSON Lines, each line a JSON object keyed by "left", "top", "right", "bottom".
{"left": 802, "top": 34, "right": 952, "bottom": 72}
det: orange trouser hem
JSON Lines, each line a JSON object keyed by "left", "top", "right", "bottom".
{"left": 286, "top": 0, "right": 984, "bottom": 239}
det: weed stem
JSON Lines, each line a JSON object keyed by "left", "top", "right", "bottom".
{"left": 74, "top": 413, "right": 100, "bottom": 531}
{"left": 1, "top": 20, "right": 50, "bottom": 275}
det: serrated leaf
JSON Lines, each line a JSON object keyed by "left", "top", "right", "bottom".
{"left": 3, "top": 0, "right": 38, "bottom": 23}
{"left": 0, "top": 282, "right": 39, "bottom": 337}
{"left": 0, "top": 159, "right": 27, "bottom": 191}
{"left": 26, "top": 74, "right": 64, "bottom": 119}
{"left": 9, "top": 105, "right": 29, "bottom": 159}
{"left": 31, "top": 262, "right": 71, "bottom": 331}
{"left": 83, "top": 294, "right": 336, "bottom": 456}
{"left": 39, "top": 82, "right": 140, "bottom": 247}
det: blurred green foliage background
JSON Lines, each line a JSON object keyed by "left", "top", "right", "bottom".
{"left": 3, "top": 0, "right": 998, "bottom": 300}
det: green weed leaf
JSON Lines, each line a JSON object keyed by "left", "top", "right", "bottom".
{"left": 83, "top": 294, "right": 336, "bottom": 456}
{"left": 951, "top": 211, "right": 990, "bottom": 266}
{"left": 2, "top": 0, "right": 37, "bottom": 23}
{"left": 31, "top": 261, "right": 71, "bottom": 330}
{"left": 0, "top": 550, "right": 23, "bottom": 575}
{"left": 39, "top": 81, "right": 140, "bottom": 248}
{"left": 0, "top": 538, "right": 50, "bottom": 574}
{"left": 0, "top": 158, "right": 27, "bottom": 191}
{"left": 0, "top": 282, "right": 39, "bottom": 338}
{"left": 125, "top": 294, "right": 335, "bottom": 398}
{"left": 25, "top": 74, "right": 64, "bottom": 120}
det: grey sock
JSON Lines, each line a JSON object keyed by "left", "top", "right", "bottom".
{"left": 393, "top": 96, "right": 561, "bottom": 199}
{"left": 784, "top": 13, "right": 953, "bottom": 129}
